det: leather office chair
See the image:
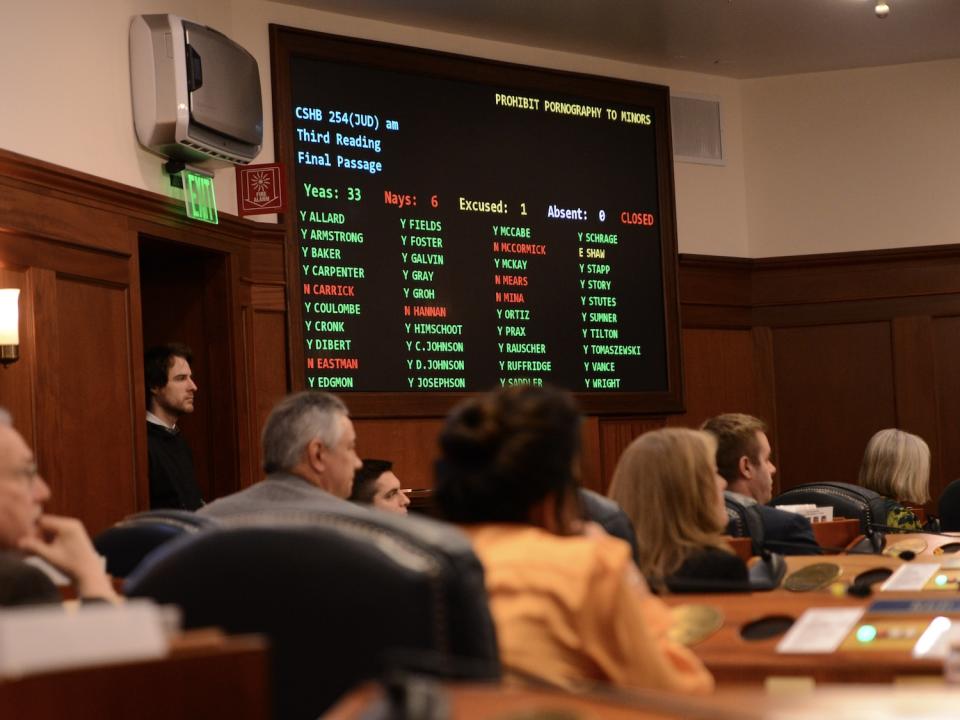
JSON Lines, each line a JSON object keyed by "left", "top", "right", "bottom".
{"left": 939, "top": 479, "right": 960, "bottom": 532}
{"left": 125, "top": 512, "right": 500, "bottom": 720}
{"left": 93, "top": 509, "right": 219, "bottom": 578}
{"left": 578, "top": 488, "right": 640, "bottom": 566}
{"left": 771, "top": 481, "right": 887, "bottom": 534}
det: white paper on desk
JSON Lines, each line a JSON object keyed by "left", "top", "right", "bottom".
{"left": 879, "top": 563, "right": 940, "bottom": 592}
{"left": 0, "top": 599, "right": 168, "bottom": 678}
{"left": 776, "top": 607, "right": 865, "bottom": 654}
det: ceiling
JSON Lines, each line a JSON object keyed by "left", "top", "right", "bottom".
{"left": 274, "top": 0, "right": 960, "bottom": 78}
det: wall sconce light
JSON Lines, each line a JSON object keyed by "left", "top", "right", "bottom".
{"left": 0, "top": 289, "right": 20, "bottom": 367}
{"left": 875, "top": 0, "right": 890, "bottom": 18}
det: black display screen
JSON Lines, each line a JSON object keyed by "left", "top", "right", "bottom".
{"left": 271, "top": 27, "right": 683, "bottom": 414}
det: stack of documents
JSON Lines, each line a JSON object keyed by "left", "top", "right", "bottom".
{"left": 777, "top": 504, "right": 834, "bottom": 523}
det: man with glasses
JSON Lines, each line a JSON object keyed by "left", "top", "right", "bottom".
{"left": 0, "top": 408, "right": 117, "bottom": 605}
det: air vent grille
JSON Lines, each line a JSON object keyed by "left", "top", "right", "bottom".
{"left": 670, "top": 95, "right": 724, "bottom": 166}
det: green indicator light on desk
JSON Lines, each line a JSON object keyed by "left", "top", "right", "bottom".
{"left": 936, "top": 574, "right": 949, "bottom": 587}
{"left": 856, "top": 624, "right": 877, "bottom": 643}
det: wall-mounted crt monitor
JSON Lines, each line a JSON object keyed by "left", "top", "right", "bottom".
{"left": 270, "top": 26, "right": 683, "bottom": 416}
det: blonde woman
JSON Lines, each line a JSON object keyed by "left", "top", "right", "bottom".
{"left": 608, "top": 428, "right": 748, "bottom": 592}
{"left": 858, "top": 429, "right": 930, "bottom": 531}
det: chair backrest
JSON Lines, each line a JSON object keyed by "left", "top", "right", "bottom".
{"left": 771, "top": 481, "right": 887, "bottom": 533}
{"left": 124, "top": 512, "right": 500, "bottom": 720}
{"left": 93, "top": 510, "right": 219, "bottom": 578}
{"left": 578, "top": 488, "right": 640, "bottom": 566}
{"left": 724, "top": 492, "right": 766, "bottom": 556}
{"left": 939, "top": 479, "right": 960, "bottom": 531}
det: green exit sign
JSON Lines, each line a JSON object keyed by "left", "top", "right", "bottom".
{"left": 183, "top": 170, "right": 218, "bottom": 224}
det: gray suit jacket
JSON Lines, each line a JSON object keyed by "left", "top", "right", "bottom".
{"left": 198, "top": 473, "right": 368, "bottom": 522}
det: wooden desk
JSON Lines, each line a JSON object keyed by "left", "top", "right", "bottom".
{"left": 726, "top": 518, "right": 863, "bottom": 560}
{"left": 811, "top": 518, "right": 861, "bottom": 550}
{"left": 781, "top": 533, "right": 960, "bottom": 583}
{"left": 880, "top": 531, "right": 960, "bottom": 555}
{"left": 0, "top": 630, "right": 270, "bottom": 719}
{"left": 328, "top": 681, "right": 754, "bottom": 720}
{"left": 782, "top": 552, "right": 903, "bottom": 581}
{"left": 663, "top": 549, "right": 960, "bottom": 685}
{"left": 329, "top": 681, "right": 960, "bottom": 719}
{"left": 664, "top": 590, "right": 944, "bottom": 685}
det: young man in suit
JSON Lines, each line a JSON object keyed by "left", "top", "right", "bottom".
{"left": 702, "top": 413, "right": 821, "bottom": 555}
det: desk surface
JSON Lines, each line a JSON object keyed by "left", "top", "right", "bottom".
{"left": 780, "top": 532, "right": 960, "bottom": 581}
{"left": 328, "top": 681, "right": 753, "bottom": 720}
{"left": 662, "top": 542, "right": 960, "bottom": 685}
{"left": 664, "top": 590, "right": 947, "bottom": 684}
{"left": 782, "top": 552, "right": 903, "bottom": 580}
{"left": 880, "top": 532, "right": 960, "bottom": 555}
{"left": 329, "top": 681, "right": 960, "bottom": 719}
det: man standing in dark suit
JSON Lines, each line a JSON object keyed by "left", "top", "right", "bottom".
{"left": 703, "top": 413, "right": 821, "bottom": 555}
{"left": 145, "top": 343, "right": 204, "bottom": 510}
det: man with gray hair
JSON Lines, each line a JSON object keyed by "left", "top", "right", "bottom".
{"left": 199, "top": 391, "right": 363, "bottom": 518}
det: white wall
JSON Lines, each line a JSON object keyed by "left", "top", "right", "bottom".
{"left": 0, "top": 0, "right": 749, "bottom": 256}
{"left": 6, "top": 3, "right": 958, "bottom": 260}
{"left": 742, "top": 59, "right": 960, "bottom": 257}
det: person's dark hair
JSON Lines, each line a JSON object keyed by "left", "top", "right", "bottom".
{"left": 435, "top": 385, "right": 581, "bottom": 526}
{"left": 349, "top": 459, "right": 393, "bottom": 504}
{"left": 144, "top": 343, "right": 194, "bottom": 406}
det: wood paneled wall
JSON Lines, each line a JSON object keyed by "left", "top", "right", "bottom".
{"left": 679, "top": 247, "right": 960, "bottom": 509}
{"left": 5, "top": 147, "right": 959, "bottom": 532}
{"left": 0, "top": 150, "right": 286, "bottom": 533}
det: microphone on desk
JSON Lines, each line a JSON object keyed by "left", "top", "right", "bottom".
{"left": 754, "top": 549, "right": 787, "bottom": 589}
{"left": 864, "top": 526, "right": 887, "bottom": 554}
